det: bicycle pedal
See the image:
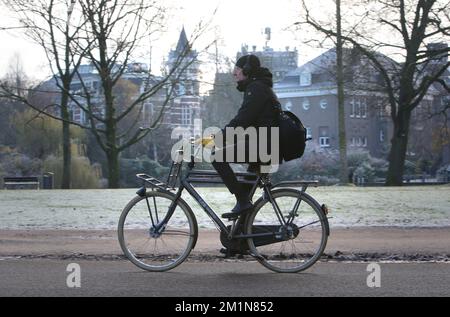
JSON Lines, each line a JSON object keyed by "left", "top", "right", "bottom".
{"left": 221, "top": 213, "right": 240, "bottom": 220}
{"left": 219, "top": 248, "right": 237, "bottom": 258}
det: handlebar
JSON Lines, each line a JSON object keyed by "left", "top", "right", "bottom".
{"left": 173, "top": 136, "right": 216, "bottom": 170}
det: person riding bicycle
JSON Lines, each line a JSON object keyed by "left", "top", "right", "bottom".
{"left": 202, "top": 54, "right": 280, "bottom": 219}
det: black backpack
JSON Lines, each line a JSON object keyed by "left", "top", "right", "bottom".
{"left": 274, "top": 104, "right": 307, "bottom": 162}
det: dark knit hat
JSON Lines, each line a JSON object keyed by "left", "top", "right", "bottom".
{"left": 235, "top": 54, "right": 261, "bottom": 76}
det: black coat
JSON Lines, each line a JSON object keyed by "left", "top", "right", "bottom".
{"left": 217, "top": 67, "right": 280, "bottom": 164}
{"left": 226, "top": 67, "right": 279, "bottom": 130}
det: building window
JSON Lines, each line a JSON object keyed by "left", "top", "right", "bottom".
{"left": 355, "top": 99, "right": 361, "bottom": 118}
{"left": 300, "top": 72, "right": 311, "bottom": 86}
{"left": 380, "top": 129, "right": 385, "bottom": 142}
{"left": 319, "top": 137, "right": 330, "bottom": 147}
{"left": 73, "top": 108, "right": 86, "bottom": 125}
{"left": 302, "top": 98, "right": 310, "bottom": 111}
{"left": 361, "top": 99, "right": 367, "bottom": 118}
{"left": 319, "top": 126, "right": 330, "bottom": 147}
{"left": 181, "top": 105, "right": 192, "bottom": 126}
{"left": 350, "top": 99, "right": 355, "bottom": 117}
{"left": 306, "top": 127, "right": 312, "bottom": 139}
{"left": 70, "top": 83, "right": 82, "bottom": 93}
{"left": 177, "top": 84, "right": 186, "bottom": 96}
{"left": 351, "top": 136, "right": 368, "bottom": 147}
{"left": 350, "top": 97, "right": 367, "bottom": 118}
{"left": 356, "top": 137, "right": 367, "bottom": 147}
{"left": 320, "top": 99, "right": 328, "bottom": 109}
{"left": 185, "top": 84, "right": 193, "bottom": 95}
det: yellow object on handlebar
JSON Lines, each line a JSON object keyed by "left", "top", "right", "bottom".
{"left": 195, "top": 137, "right": 215, "bottom": 147}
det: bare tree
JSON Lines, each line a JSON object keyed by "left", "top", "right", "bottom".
{"left": 335, "top": 0, "right": 350, "bottom": 184}
{"left": 0, "top": 54, "right": 28, "bottom": 146}
{"left": 1, "top": 0, "right": 89, "bottom": 188}
{"left": 299, "top": 0, "right": 450, "bottom": 185}
{"left": 1, "top": 0, "right": 214, "bottom": 188}
{"left": 71, "top": 0, "right": 213, "bottom": 188}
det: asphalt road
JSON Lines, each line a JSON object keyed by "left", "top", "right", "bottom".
{"left": 0, "top": 259, "right": 449, "bottom": 297}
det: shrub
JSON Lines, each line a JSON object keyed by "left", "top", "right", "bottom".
{"left": 43, "top": 155, "right": 101, "bottom": 189}
{"left": 347, "top": 150, "right": 388, "bottom": 182}
{"left": 120, "top": 156, "right": 170, "bottom": 188}
{"left": 272, "top": 144, "right": 340, "bottom": 183}
{"left": 0, "top": 152, "right": 42, "bottom": 177}
{"left": 436, "top": 164, "right": 450, "bottom": 182}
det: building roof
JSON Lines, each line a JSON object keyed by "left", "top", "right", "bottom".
{"left": 176, "top": 27, "right": 189, "bottom": 54}
{"left": 275, "top": 47, "right": 400, "bottom": 91}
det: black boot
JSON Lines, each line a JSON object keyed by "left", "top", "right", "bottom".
{"left": 222, "top": 188, "right": 254, "bottom": 219}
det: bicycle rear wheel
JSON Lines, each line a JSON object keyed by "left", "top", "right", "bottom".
{"left": 246, "top": 188, "right": 328, "bottom": 273}
{"left": 118, "top": 190, "right": 197, "bottom": 272}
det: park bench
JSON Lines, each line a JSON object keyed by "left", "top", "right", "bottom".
{"left": 3, "top": 176, "right": 40, "bottom": 190}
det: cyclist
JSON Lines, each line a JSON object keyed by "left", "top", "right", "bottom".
{"left": 202, "top": 54, "right": 280, "bottom": 218}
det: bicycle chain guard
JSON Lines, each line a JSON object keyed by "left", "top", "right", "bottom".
{"left": 219, "top": 224, "right": 299, "bottom": 255}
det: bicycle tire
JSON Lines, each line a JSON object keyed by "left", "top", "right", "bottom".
{"left": 246, "top": 188, "right": 328, "bottom": 273}
{"left": 118, "top": 190, "right": 198, "bottom": 272}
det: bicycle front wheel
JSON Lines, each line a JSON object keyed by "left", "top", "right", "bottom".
{"left": 246, "top": 188, "right": 328, "bottom": 273}
{"left": 118, "top": 190, "right": 197, "bottom": 272}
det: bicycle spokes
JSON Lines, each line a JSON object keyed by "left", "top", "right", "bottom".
{"left": 247, "top": 189, "right": 328, "bottom": 273}
{"left": 118, "top": 192, "right": 196, "bottom": 272}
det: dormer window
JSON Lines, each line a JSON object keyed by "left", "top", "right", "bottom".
{"left": 300, "top": 72, "right": 311, "bottom": 86}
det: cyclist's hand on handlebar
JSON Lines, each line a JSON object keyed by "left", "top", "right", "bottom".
{"left": 195, "top": 136, "right": 215, "bottom": 148}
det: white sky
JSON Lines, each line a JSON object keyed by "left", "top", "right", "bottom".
{"left": 0, "top": 0, "right": 329, "bottom": 82}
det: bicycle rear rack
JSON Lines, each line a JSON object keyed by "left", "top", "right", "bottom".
{"left": 186, "top": 169, "right": 257, "bottom": 184}
{"left": 136, "top": 174, "right": 175, "bottom": 192}
{"left": 272, "top": 180, "right": 319, "bottom": 192}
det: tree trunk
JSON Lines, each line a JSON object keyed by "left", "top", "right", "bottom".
{"left": 336, "top": 0, "right": 349, "bottom": 184}
{"left": 386, "top": 110, "right": 411, "bottom": 186}
{"left": 105, "top": 93, "right": 119, "bottom": 188}
{"left": 60, "top": 91, "right": 71, "bottom": 189}
{"left": 106, "top": 147, "right": 120, "bottom": 188}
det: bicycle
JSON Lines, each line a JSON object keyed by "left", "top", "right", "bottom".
{"left": 118, "top": 138, "right": 330, "bottom": 273}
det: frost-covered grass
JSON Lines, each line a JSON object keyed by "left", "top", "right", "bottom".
{"left": 0, "top": 185, "right": 449, "bottom": 229}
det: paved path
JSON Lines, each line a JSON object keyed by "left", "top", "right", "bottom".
{"left": 1, "top": 227, "right": 449, "bottom": 256}
{"left": 0, "top": 259, "right": 449, "bottom": 297}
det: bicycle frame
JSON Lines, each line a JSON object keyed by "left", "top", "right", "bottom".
{"left": 137, "top": 140, "right": 324, "bottom": 241}
{"left": 148, "top": 169, "right": 274, "bottom": 240}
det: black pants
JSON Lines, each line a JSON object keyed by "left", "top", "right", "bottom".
{"left": 211, "top": 143, "right": 258, "bottom": 197}
{"left": 212, "top": 160, "right": 241, "bottom": 195}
